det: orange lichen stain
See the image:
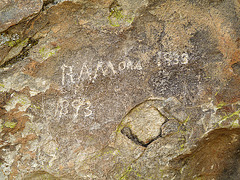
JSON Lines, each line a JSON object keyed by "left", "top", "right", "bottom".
{"left": 229, "top": 50, "right": 240, "bottom": 65}
{"left": 26, "top": 151, "right": 36, "bottom": 159}
{"left": 218, "top": 35, "right": 238, "bottom": 59}
{"left": 216, "top": 76, "right": 240, "bottom": 104}
{"left": 0, "top": 92, "right": 37, "bottom": 179}
{"left": 67, "top": 160, "right": 75, "bottom": 168}
{"left": 203, "top": 10, "right": 240, "bottom": 105}
{"left": 51, "top": 25, "right": 61, "bottom": 33}
{"left": 59, "top": 165, "right": 64, "bottom": 171}
{"left": 224, "top": 50, "right": 240, "bottom": 78}
{"left": 207, "top": 11, "right": 238, "bottom": 60}
{"left": 2, "top": 104, "right": 30, "bottom": 134}
{"left": 23, "top": 60, "right": 41, "bottom": 77}
{"left": 9, "top": 155, "right": 21, "bottom": 180}
{"left": 78, "top": 19, "right": 88, "bottom": 25}
{"left": 215, "top": 82, "right": 240, "bottom": 104}
{"left": 16, "top": 134, "right": 38, "bottom": 159}
{"left": 8, "top": 134, "right": 38, "bottom": 179}
{"left": 24, "top": 13, "right": 45, "bottom": 35}
{"left": 15, "top": 134, "right": 37, "bottom": 146}
{"left": 0, "top": 92, "right": 11, "bottom": 115}
{"left": 73, "top": 146, "right": 84, "bottom": 153}
{"left": 214, "top": 50, "right": 240, "bottom": 104}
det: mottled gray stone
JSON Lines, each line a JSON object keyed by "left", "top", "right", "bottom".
{"left": 0, "top": 0, "right": 239, "bottom": 179}
{"left": 0, "top": 0, "right": 43, "bottom": 32}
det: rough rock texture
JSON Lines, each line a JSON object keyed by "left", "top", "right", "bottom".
{"left": 0, "top": 0, "right": 43, "bottom": 33}
{"left": 0, "top": 0, "right": 239, "bottom": 179}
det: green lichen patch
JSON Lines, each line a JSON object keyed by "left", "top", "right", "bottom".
{"left": 4, "top": 94, "right": 31, "bottom": 112}
{"left": 6, "top": 39, "right": 22, "bottom": 47}
{"left": 30, "top": 105, "right": 41, "bottom": 109}
{"left": 4, "top": 121, "right": 17, "bottom": 128}
{"left": 1, "top": 38, "right": 29, "bottom": 65}
{"left": 218, "top": 109, "right": 240, "bottom": 127}
{"left": 39, "top": 45, "right": 61, "bottom": 60}
{"left": 222, "top": 109, "right": 240, "bottom": 120}
{"left": 1, "top": 38, "right": 39, "bottom": 68}
{"left": 118, "top": 165, "right": 133, "bottom": 180}
{"left": 182, "top": 115, "right": 190, "bottom": 125}
{"left": 0, "top": 119, "right": 3, "bottom": 132}
{"left": 216, "top": 102, "right": 227, "bottom": 109}
{"left": 0, "top": 33, "right": 20, "bottom": 47}
{"left": 231, "top": 120, "right": 240, "bottom": 128}
{"left": 108, "top": 1, "right": 134, "bottom": 27}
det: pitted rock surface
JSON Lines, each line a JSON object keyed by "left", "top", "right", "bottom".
{"left": 0, "top": 0, "right": 239, "bottom": 179}
{"left": 0, "top": 0, "right": 43, "bottom": 33}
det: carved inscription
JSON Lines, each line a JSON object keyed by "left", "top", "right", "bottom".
{"left": 52, "top": 51, "right": 190, "bottom": 125}
{"left": 61, "top": 59, "right": 142, "bottom": 86}
{"left": 157, "top": 51, "right": 189, "bottom": 66}
{"left": 61, "top": 52, "right": 190, "bottom": 86}
{"left": 42, "top": 97, "right": 92, "bottom": 123}
{"left": 71, "top": 99, "right": 92, "bottom": 122}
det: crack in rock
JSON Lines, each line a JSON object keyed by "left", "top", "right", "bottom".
{"left": 121, "top": 126, "right": 162, "bottom": 147}
{"left": 0, "top": 38, "right": 39, "bottom": 68}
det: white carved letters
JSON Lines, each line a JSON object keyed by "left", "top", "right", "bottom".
{"left": 118, "top": 61, "right": 126, "bottom": 71}
{"left": 72, "top": 99, "right": 85, "bottom": 122}
{"left": 61, "top": 59, "right": 143, "bottom": 86}
{"left": 157, "top": 51, "right": 189, "bottom": 66}
{"left": 78, "top": 63, "right": 91, "bottom": 82}
{"left": 61, "top": 64, "right": 75, "bottom": 85}
{"left": 55, "top": 51, "right": 189, "bottom": 125}
{"left": 93, "top": 61, "right": 117, "bottom": 79}
{"left": 42, "top": 97, "right": 93, "bottom": 123}
{"left": 71, "top": 98, "right": 92, "bottom": 122}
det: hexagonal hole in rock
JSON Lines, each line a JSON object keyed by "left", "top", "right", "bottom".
{"left": 120, "top": 100, "right": 167, "bottom": 147}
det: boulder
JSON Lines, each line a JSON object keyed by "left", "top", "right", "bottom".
{"left": 0, "top": 0, "right": 239, "bottom": 179}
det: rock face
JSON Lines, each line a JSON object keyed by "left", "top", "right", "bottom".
{"left": 0, "top": 0, "right": 239, "bottom": 179}
{"left": 0, "top": 0, "right": 43, "bottom": 32}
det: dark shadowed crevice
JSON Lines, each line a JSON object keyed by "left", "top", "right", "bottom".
{"left": 121, "top": 126, "right": 162, "bottom": 147}
{"left": 0, "top": 38, "right": 39, "bottom": 68}
{"left": 231, "top": 62, "right": 240, "bottom": 76}
{"left": 42, "top": 0, "right": 60, "bottom": 10}
{"left": 43, "top": 0, "right": 55, "bottom": 7}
